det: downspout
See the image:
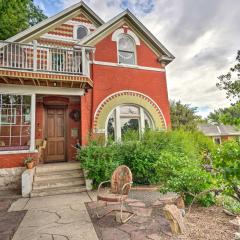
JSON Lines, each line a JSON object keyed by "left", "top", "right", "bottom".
{"left": 90, "top": 50, "right": 95, "bottom": 132}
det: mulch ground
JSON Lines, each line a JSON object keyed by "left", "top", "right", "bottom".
{"left": 0, "top": 190, "right": 26, "bottom": 240}
{"left": 86, "top": 190, "right": 237, "bottom": 240}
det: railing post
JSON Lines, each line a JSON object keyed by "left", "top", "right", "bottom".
{"left": 33, "top": 40, "right": 37, "bottom": 71}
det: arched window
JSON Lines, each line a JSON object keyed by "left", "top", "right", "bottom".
{"left": 118, "top": 34, "right": 136, "bottom": 65}
{"left": 106, "top": 105, "right": 154, "bottom": 141}
{"left": 76, "top": 25, "right": 88, "bottom": 40}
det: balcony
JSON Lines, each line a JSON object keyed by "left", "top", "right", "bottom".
{"left": 0, "top": 41, "right": 93, "bottom": 88}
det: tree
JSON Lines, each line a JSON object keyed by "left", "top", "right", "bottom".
{"left": 170, "top": 100, "right": 203, "bottom": 131}
{"left": 0, "top": 0, "right": 47, "bottom": 40}
{"left": 216, "top": 50, "right": 240, "bottom": 101}
{"left": 208, "top": 101, "right": 240, "bottom": 127}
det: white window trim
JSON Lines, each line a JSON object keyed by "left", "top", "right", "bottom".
{"left": 0, "top": 93, "right": 36, "bottom": 154}
{"left": 73, "top": 25, "right": 89, "bottom": 40}
{"left": 117, "top": 34, "right": 137, "bottom": 65}
{"left": 105, "top": 104, "right": 155, "bottom": 142}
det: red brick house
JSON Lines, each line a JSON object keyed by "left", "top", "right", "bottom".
{"left": 0, "top": 2, "right": 174, "bottom": 192}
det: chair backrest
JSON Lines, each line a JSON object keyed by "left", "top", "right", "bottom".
{"left": 111, "top": 165, "right": 132, "bottom": 195}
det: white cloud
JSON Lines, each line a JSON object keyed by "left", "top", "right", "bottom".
{"left": 40, "top": 0, "right": 240, "bottom": 117}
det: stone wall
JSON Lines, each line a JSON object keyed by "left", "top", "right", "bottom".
{"left": 0, "top": 167, "right": 25, "bottom": 190}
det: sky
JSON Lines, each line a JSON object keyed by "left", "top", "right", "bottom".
{"left": 34, "top": 0, "right": 240, "bottom": 118}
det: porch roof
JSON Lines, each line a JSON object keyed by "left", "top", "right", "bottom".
{"left": 0, "top": 69, "right": 93, "bottom": 89}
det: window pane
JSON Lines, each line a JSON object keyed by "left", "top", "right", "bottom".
{"left": 0, "top": 94, "right": 31, "bottom": 151}
{"left": 120, "top": 105, "right": 140, "bottom": 116}
{"left": 121, "top": 118, "right": 139, "bottom": 137}
{"left": 119, "top": 36, "right": 135, "bottom": 51}
{"left": 107, "top": 111, "right": 115, "bottom": 141}
{"left": 119, "top": 51, "right": 135, "bottom": 65}
{"left": 77, "top": 26, "right": 88, "bottom": 39}
{"left": 144, "top": 111, "right": 153, "bottom": 129}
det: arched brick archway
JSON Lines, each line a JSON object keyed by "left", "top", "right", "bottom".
{"left": 93, "top": 90, "right": 166, "bottom": 132}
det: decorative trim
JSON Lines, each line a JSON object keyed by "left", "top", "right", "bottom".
{"left": 112, "top": 28, "right": 124, "bottom": 41}
{"left": 0, "top": 84, "right": 85, "bottom": 96}
{"left": 6, "top": 1, "right": 104, "bottom": 43}
{"left": 126, "top": 29, "right": 140, "bottom": 45}
{"left": 92, "top": 60, "right": 165, "bottom": 72}
{"left": 73, "top": 25, "right": 89, "bottom": 40}
{"left": 0, "top": 150, "right": 38, "bottom": 155}
{"left": 94, "top": 90, "right": 166, "bottom": 132}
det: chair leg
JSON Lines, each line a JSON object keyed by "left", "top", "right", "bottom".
{"left": 96, "top": 199, "right": 108, "bottom": 219}
{"left": 120, "top": 200, "right": 135, "bottom": 223}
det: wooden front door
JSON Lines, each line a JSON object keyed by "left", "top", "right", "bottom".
{"left": 45, "top": 107, "right": 66, "bottom": 163}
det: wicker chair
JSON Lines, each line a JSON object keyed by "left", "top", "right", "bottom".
{"left": 96, "top": 165, "right": 135, "bottom": 223}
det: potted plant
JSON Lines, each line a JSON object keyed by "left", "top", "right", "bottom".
{"left": 24, "top": 157, "right": 35, "bottom": 169}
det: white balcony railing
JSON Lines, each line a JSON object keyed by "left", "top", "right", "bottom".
{"left": 0, "top": 40, "right": 92, "bottom": 76}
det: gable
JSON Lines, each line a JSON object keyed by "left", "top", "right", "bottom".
{"left": 36, "top": 12, "right": 97, "bottom": 47}
{"left": 6, "top": 2, "right": 104, "bottom": 44}
{"left": 80, "top": 10, "right": 174, "bottom": 64}
{"left": 94, "top": 23, "right": 163, "bottom": 68}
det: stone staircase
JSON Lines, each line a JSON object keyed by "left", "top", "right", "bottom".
{"left": 30, "top": 162, "right": 86, "bottom": 197}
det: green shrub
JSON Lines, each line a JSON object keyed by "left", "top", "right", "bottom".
{"left": 118, "top": 141, "right": 159, "bottom": 184}
{"left": 77, "top": 143, "right": 123, "bottom": 187}
{"left": 154, "top": 151, "right": 214, "bottom": 205}
{"left": 77, "top": 129, "right": 216, "bottom": 205}
{"left": 216, "top": 195, "right": 240, "bottom": 214}
{"left": 212, "top": 140, "right": 240, "bottom": 202}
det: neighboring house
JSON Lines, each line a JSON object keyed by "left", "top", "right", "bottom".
{"left": 198, "top": 124, "right": 240, "bottom": 144}
{"left": 0, "top": 1, "right": 174, "bottom": 191}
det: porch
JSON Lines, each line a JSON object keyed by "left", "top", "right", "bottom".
{"left": 0, "top": 92, "right": 84, "bottom": 165}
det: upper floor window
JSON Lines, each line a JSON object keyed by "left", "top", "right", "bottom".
{"left": 118, "top": 34, "right": 136, "bottom": 65}
{"left": 76, "top": 25, "right": 88, "bottom": 40}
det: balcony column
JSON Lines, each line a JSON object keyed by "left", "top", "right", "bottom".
{"left": 81, "top": 47, "right": 88, "bottom": 77}
{"left": 33, "top": 40, "right": 37, "bottom": 71}
{"left": 30, "top": 93, "right": 36, "bottom": 151}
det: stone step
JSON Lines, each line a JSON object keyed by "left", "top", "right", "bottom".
{"left": 30, "top": 186, "right": 86, "bottom": 197}
{"left": 35, "top": 162, "right": 81, "bottom": 173}
{"left": 34, "top": 169, "right": 84, "bottom": 181}
{"left": 32, "top": 177, "right": 85, "bottom": 190}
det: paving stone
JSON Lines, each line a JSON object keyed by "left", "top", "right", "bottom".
{"left": 131, "top": 230, "right": 148, "bottom": 240}
{"left": 132, "top": 207, "right": 152, "bottom": 217}
{"left": 116, "top": 211, "right": 133, "bottom": 223}
{"left": 87, "top": 200, "right": 106, "bottom": 209}
{"left": 131, "top": 216, "right": 149, "bottom": 224}
{"left": 128, "top": 201, "right": 146, "bottom": 207}
{"left": 101, "top": 227, "right": 130, "bottom": 240}
{"left": 125, "top": 198, "right": 140, "bottom": 203}
{"left": 147, "top": 233, "right": 162, "bottom": 240}
{"left": 11, "top": 193, "right": 99, "bottom": 240}
{"left": 8, "top": 198, "right": 29, "bottom": 212}
{"left": 118, "top": 223, "right": 139, "bottom": 233}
